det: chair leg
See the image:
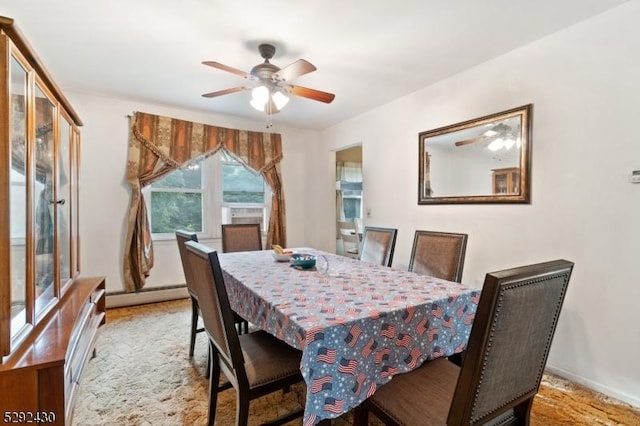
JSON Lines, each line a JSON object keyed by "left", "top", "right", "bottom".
{"left": 189, "top": 297, "right": 199, "bottom": 358}
{"left": 208, "top": 341, "right": 221, "bottom": 426}
{"left": 236, "top": 394, "right": 250, "bottom": 426}
{"left": 205, "top": 343, "right": 211, "bottom": 379}
{"left": 352, "top": 404, "right": 368, "bottom": 426}
{"left": 513, "top": 398, "right": 534, "bottom": 425}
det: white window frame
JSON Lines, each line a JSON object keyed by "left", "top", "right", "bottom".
{"left": 219, "top": 156, "right": 272, "bottom": 234}
{"left": 144, "top": 153, "right": 270, "bottom": 241}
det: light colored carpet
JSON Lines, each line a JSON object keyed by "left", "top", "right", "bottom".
{"left": 72, "top": 299, "right": 640, "bottom": 425}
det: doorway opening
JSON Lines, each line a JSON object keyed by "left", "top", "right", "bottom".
{"left": 335, "top": 145, "right": 363, "bottom": 256}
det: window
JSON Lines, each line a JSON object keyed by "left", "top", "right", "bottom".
{"left": 338, "top": 181, "right": 363, "bottom": 222}
{"left": 221, "top": 152, "right": 270, "bottom": 229}
{"left": 149, "top": 165, "right": 204, "bottom": 234}
{"left": 145, "top": 151, "right": 270, "bottom": 239}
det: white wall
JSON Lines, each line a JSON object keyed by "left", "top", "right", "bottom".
{"left": 67, "top": 92, "right": 320, "bottom": 294}
{"left": 68, "top": 1, "right": 640, "bottom": 408}
{"left": 314, "top": 2, "right": 640, "bottom": 407}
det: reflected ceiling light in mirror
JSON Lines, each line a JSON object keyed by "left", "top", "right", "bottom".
{"left": 504, "top": 138, "right": 516, "bottom": 149}
{"left": 488, "top": 138, "right": 504, "bottom": 151}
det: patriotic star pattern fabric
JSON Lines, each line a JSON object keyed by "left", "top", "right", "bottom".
{"left": 218, "top": 249, "right": 479, "bottom": 425}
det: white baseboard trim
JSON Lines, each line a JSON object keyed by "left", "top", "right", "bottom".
{"left": 106, "top": 286, "right": 189, "bottom": 309}
{"left": 545, "top": 364, "right": 640, "bottom": 408}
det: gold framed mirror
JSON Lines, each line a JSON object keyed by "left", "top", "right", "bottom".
{"left": 418, "top": 104, "right": 532, "bottom": 204}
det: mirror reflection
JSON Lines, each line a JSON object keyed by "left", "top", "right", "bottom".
{"left": 419, "top": 104, "right": 532, "bottom": 204}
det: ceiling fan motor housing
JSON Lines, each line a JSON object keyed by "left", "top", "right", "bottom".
{"left": 251, "top": 62, "right": 280, "bottom": 80}
{"left": 258, "top": 43, "right": 276, "bottom": 60}
{"left": 251, "top": 44, "right": 280, "bottom": 80}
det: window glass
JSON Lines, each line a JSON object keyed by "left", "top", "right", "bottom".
{"left": 149, "top": 165, "right": 204, "bottom": 234}
{"left": 150, "top": 192, "right": 203, "bottom": 233}
{"left": 152, "top": 167, "right": 202, "bottom": 189}
{"left": 340, "top": 181, "right": 363, "bottom": 221}
{"left": 147, "top": 152, "right": 270, "bottom": 238}
{"left": 222, "top": 162, "right": 265, "bottom": 203}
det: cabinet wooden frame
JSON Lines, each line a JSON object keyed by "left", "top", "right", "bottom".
{"left": 1, "top": 16, "right": 103, "bottom": 425}
{"left": 0, "top": 16, "right": 83, "bottom": 360}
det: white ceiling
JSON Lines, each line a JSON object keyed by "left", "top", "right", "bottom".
{"left": 2, "top": 0, "right": 629, "bottom": 130}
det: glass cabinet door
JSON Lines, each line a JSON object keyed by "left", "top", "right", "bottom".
{"left": 493, "top": 173, "right": 508, "bottom": 194}
{"left": 58, "top": 115, "right": 72, "bottom": 289}
{"left": 71, "top": 128, "right": 81, "bottom": 278}
{"left": 9, "top": 53, "right": 29, "bottom": 339}
{"left": 510, "top": 170, "right": 520, "bottom": 194}
{"left": 34, "top": 82, "right": 57, "bottom": 315}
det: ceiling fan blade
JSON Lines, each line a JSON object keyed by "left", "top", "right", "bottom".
{"left": 202, "top": 61, "right": 253, "bottom": 79}
{"left": 273, "top": 59, "right": 317, "bottom": 82}
{"left": 455, "top": 136, "right": 484, "bottom": 147}
{"left": 202, "top": 86, "right": 249, "bottom": 98}
{"left": 287, "top": 84, "right": 335, "bottom": 104}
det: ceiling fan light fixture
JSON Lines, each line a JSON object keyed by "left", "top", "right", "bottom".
{"left": 272, "top": 91, "right": 289, "bottom": 110}
{"left": 250, "top": 98, "right": 266, "bottom": 111}
{"left": 251, "top": 85, "right": 269, "bottom": 102}
{"left": 250, "top": 85, "right": 269, "bottom": 111}
{"left": 201, "top": 43, "right": 335, "bottom": 127}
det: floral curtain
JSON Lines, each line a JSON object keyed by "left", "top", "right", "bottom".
{"left": 124, "top": 112, "right": 286, "bottom": 292}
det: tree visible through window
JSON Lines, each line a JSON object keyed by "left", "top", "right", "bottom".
{"left": 149, "top": 166, "right": 203, "bottom": 234}
{"left": 222, "top": 161, "right": 264, "bottom": 203}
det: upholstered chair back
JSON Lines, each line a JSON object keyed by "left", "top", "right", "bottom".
{"left": 408, "top": 230, "right": 468, "bottom": 282}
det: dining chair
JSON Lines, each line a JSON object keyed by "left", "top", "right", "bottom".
{"left": 175, "top": 230, "right": 248, "bottom": 357}
{"left": 184, "top": 241, "right": 304, "bottom": 426}
{"left": 337, "top": 220, "right": 360, "bottom": 258}
{"left": 408, "top": 230, "right": 468, "bottom": 282}
{"left": 221, "top": 223, "right": 263, "bottom": 253}
{"left": 175, "top": 230, "right": 207, "bottom": 359}
{"left": 353, "top": 259, "right": 574, "bottom": 426}
{"left": 359, "top": 226, "right": 398, "bottom": 266}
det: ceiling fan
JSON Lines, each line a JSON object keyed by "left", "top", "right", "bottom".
{"left": 454, "top": 123, "right": 516, "bottom": 148}
{"left": 201, "top": 43, "right": 335, "bottom": 113}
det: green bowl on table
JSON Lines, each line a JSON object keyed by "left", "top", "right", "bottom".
{"left": 289, "top": 253, "right": 316, "bottom": 269}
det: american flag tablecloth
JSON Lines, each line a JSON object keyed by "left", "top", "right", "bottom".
{"left": 218, "top": 249, "right": 480, "bottom": 425}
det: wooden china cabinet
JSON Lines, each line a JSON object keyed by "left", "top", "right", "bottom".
{"left": 0, "top": 17, "right": 105, "bottom": 425}
{"left": 491, "top": 167, "right": 520, "bottom": 195}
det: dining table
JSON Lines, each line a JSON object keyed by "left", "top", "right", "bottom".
{"left": 217, "top": 248, "right": 480, "bottom": 425}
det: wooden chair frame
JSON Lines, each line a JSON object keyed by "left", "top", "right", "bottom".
{"left": 359, "top": 226, "right": 398, "bottom": 267}
{"left": 185, "top": 241, "right": 303, "bottom": 426}
{"left": 355, "top": 259, "right": 574, "bottom": 426}
{"left": 408, "top": 230, "right": 468, "bottom": 282}
{"left": 175, "top": 230, "right": 206, "bottom": 359}
{"left": 221, "top": 223, "right": 263, "bottom": 253}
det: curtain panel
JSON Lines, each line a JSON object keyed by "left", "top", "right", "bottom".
{"left": 124, "top": 112, "right": 286, "bottom": 292}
